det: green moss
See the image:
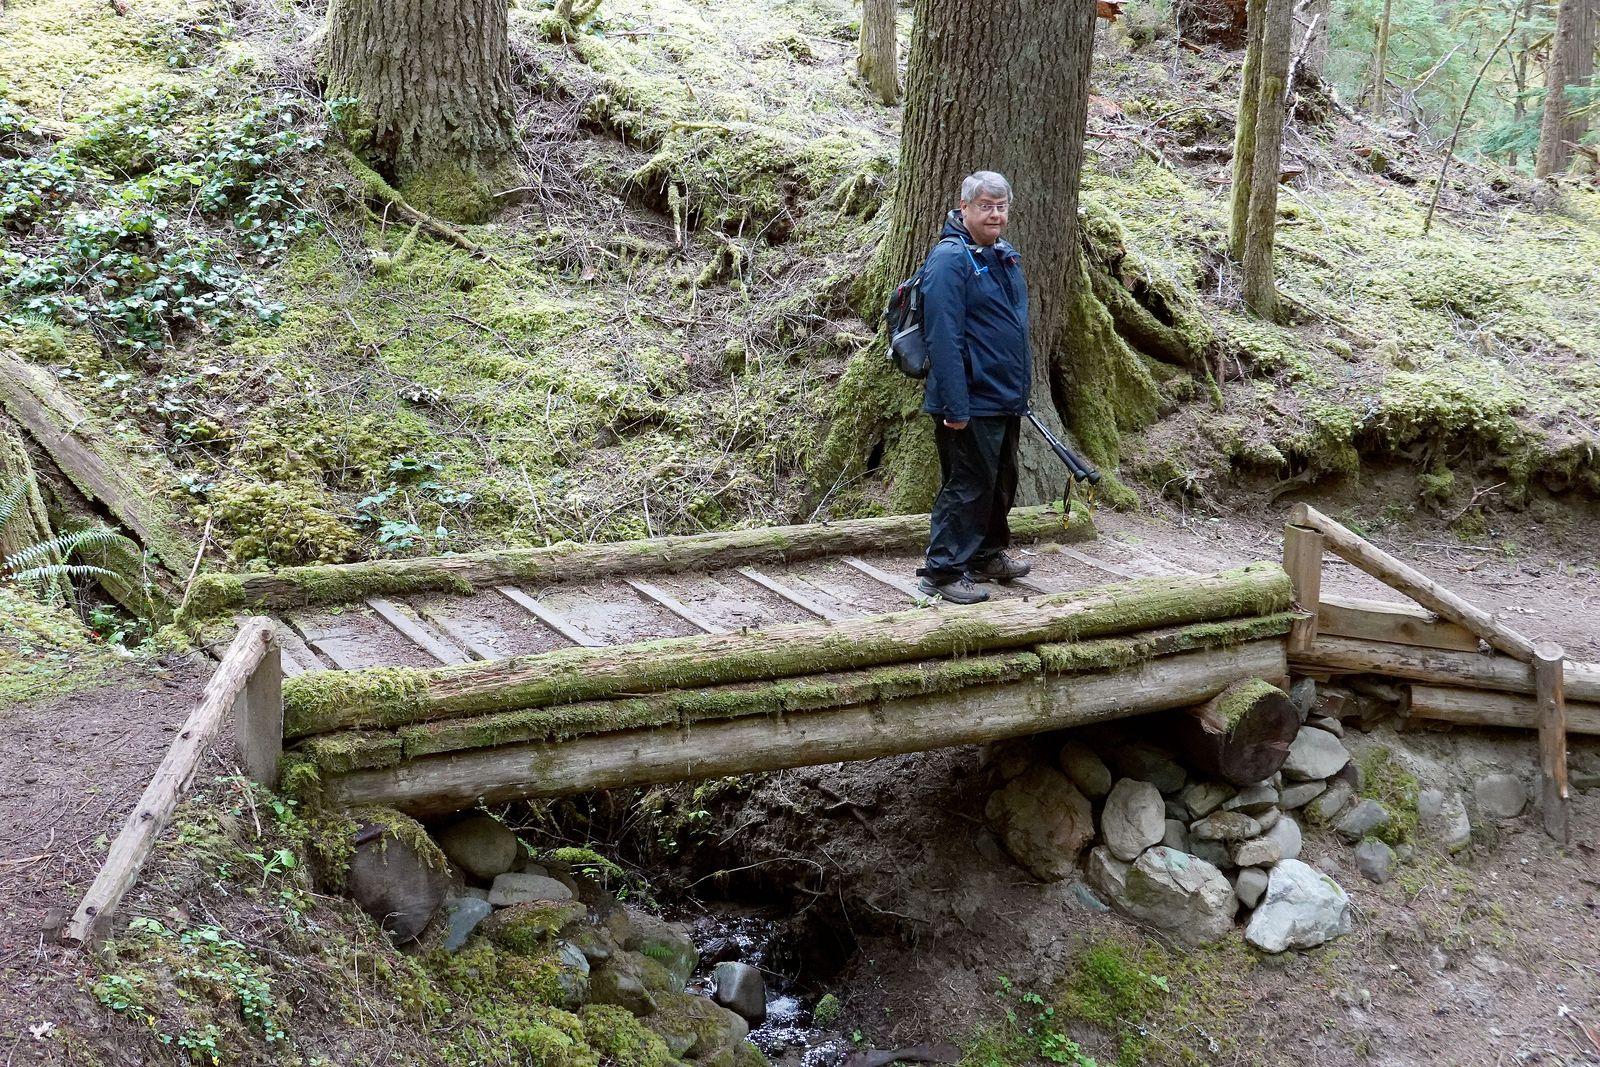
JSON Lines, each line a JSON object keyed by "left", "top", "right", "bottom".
{"left": 352, "top": 805, "right": 449, "bottom": 872}
{"left": 812, "top": 992, "right": 842, "bottom": 1028}
{"left": 0, "top": 586, "right": 114, "bottom": 706}
{"left": 544, "top": 847, "right": 624, "bottom": 881}
{"left": 298, "top": 731, "right": 403, "bottom": 773}
{"left": 1036, "top": 613, "right": 1296, "bottom": 674}
{"left": 1357, "top": 746, "right": 1419, "bottom": 846}
{"left": 481, "top": 901, "right": 589, "bottom": 955}
{"left": 579, "top": 1004, "right": 677, "bottom": 1067}
{"left": 284, "top": 667, "right": 428, "bottom": 737}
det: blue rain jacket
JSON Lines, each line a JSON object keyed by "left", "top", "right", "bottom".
{"left": 920, "top": 211, "right": 1032, "bottom": 422}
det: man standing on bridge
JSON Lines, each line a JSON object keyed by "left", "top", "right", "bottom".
{"left": 916, "top": 170, "right": 1033, "bottom": 606}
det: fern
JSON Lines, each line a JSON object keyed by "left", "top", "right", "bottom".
{"left": 0, "top": 476, "right": 143, "bottom": 599}
{"left": 4, "top": 526, "right": 139, "bottom": 573}
{"left": 0, "top": 481, "right": 24, "bottom": 534}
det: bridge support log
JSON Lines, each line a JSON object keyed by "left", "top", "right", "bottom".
{"left": 323, "top": 641, "right": 1288, "bottom": 815}
{"left": 1173, "top": 678, "right": 1299, "bottom": 785}
{"left": 283, "top": 563, "right": 1294, "bottom": 738}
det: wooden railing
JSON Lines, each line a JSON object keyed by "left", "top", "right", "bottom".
{"left": 66, "top": 618, "right": 282, "bottom": 948}
{"left": 1283, "top": 503, "right": 1576, "bottom": 842}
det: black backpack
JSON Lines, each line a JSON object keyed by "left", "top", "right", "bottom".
{"left": 883, "top": 236, "right": 962, "bottom": 379}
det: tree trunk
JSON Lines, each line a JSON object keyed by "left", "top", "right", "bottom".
{"left": 0, "top": 412, "right": 67, "bottom": 602}
{"left": 1229, "top": 0, "right": 1265, "bottom": 262}
{"left": 1242, "top": 0, "right": 1292, "bottom": 321}
{"left": 1536, "top": 0, "right": 1598, "bottom": 177}
{"left": 1296, "top": 0, "right": 1330, "bottom": 82}
{"left": 321, "top": 0, "right": 519, "bottom": 221}
{"left": 858, "top": 0, "right": 899, "bottom": 105}
{"left": 1172, "top": 678, "right": 1299, "bottom": 785}
{"left": 1372, "top": 0, "right": 1394, "bottom": 115}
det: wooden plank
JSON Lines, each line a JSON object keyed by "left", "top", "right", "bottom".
{"left": 366, "top": 597, "right": 471, "bottom": 665}
{"left": 1291, "top": 503, "right": 1537, "bottom": 662}
{"left": 624, "top": 578, "right": 728, "bottom": 635}
{"left": 1409, "top": 685, "right": 1600, "bottom": 737}
{"left": 1052, "top": 544, "right": 1146, "bottom": 582}
{"left": 237, "top": 641, "right": 283, "bottom": 788}
{"left": 325, "top": 640, "right": 1288, "bottom": 814}
{"left": 411, "top": 602, "right": 503, "bottom": 661}
{"left": 272, "top": 622, "right": 325, "bottom": 676}
{"left": 1282, "top": 524, "right": 1323, "bottom": 653}
{"left": 842, "top": 556, "right": 922, "bottom": 599}
{"left": 66, "top": 619, "right": 275, "bottom": 946}
{"left": 494, "top": 585, "right": 605, "bottom": 647}
{"left": 1289, "top": 635, "right": 1600, "bottom": 703}
{"left": 736, "top": 567, "right": 849, "bottom": 621}
{"left": 287, "top": 614, "right": 383, "bottom": 671}
{"left": 1534, "top": 643, "right": 1569, "bottom": 843}
{"left": 1316, "top": 594, "right": 1481, "bottom": 652}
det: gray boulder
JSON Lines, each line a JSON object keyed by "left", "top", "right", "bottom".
{"left": 1113, "top": 846, "right": 1237, "bottom": 946}
{"left": 1084, "top": 845, "right": 1131, "bottom": 900}
{"left": 1279, "top": 780, "right": 1327, "bottom": 810}
{"left": 591, "top": 954, "right": 658, "bottom": 1017}
{"left": 1235, "top": 867, "right": 1270, "bottom": 908}
{"left": 440, "top": 896, "right": 493, "bottom": 953}
{"left": 1108, "top": 744, "right": 1187, "bottom": 794}
{"left": 1223, "top": 784, "right": 1279, "bottom": 815}
{"left": 487, "top": 871, "right": 574, "bottom": 906}
{"left": 1283, "top": 727, "right": 1351, "bottom": 781}
{"left": 712, "top": 961, "right": 768, "bottom": 1025}
{"left": 345, "top": 822, "right": 450, "bottom": 942}
{"left": 1310, "top": 715, "right": 1345, "bottom": 737}
{"left": 985, "top": 766, "right": 1094, "bottom": 880}
{"left": 647, "top": 991, "right": 749, "bottom": 1059}
{"left": 1181, "top": 780, "right": 1234, "bottom": 819}
{"left": 1255, "top": 808, "right": 1281, "bottom": 832}
{"left": 1190, "top": 811, "right": 1262, "bottom": 841}
{"left": 1190, "top": 838, "right": 1232, "bottom": 869}
{"left": 1102, "top": 778, "right": 1166, "bottom": 861}
{"left": 1305, "top": 780, "right": 1356, "bottom": 825}
{"left": 1474, "top": 773, "right": 1526, "bottom": 819}
{"left": 436, "top": 814, "right": 521, "bottom": 881}
{"left": 1335, "top": 799, "right": 1391, "bottom": 842}
{"left": 1058, "top": 741, "right": 1113, "bottom": 799}
{"left": 1288, "top": 677, "right": 1317, "bottom": 722}
{"left": 1244, "top": 859, "right": 1353, "bottom": 953}
{"left": 1162, "top": 818, "right": 1190, "bottom": 852}
{"left": 557, "top": 940, "right": 591, "bottom": 1008}
{"left": 623, "top": 908, "right": 700, "bottom": 990}
{"left": 1419, "top": 788, "right": 1473, "bottom": 851}
{"left": 1233, "top": 815, "right": 1302, "bottom": 867}
{"left": 1354, "top": 839, "right": 1396, "bottom": 884}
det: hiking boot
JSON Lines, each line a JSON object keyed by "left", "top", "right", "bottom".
{"left": 970, "top": 552, "right": 1032, "bottom": 583}
{"left": 917, "top": 574, "right": 990, "bottom": 605}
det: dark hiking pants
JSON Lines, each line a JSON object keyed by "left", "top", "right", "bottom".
{"left": 922, "top": 414, "right": 1020, "bottom": 582}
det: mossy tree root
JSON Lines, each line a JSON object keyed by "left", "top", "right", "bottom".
{"left": 335, "top": 147, "right": 497, "bottom": 261}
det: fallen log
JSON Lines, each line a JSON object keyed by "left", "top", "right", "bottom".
{"left": 323, "top": 641, "right": 1288, "bottom": 814}
{"left": 1172, "top": 677, "right": 1299, "bottom": 785}
{"left": 1409, "top": 684, "right": 1600, "bottom": 737}
{"left": 1290, "top": 635, "right": 1600, "bottom": 703}
{"left": 0, "top": 352, "right": 198, "bottom": 580}
{"left": 178, "top": 502, "right": 1094, "bottom": 624}
{"left": 282, "top": 563, "right": 1293, "bottom": 738}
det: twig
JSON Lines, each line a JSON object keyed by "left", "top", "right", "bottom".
{"left": 180, "top": 508, "right": 215, "bottom": 608}
{"left": 1423, "top": 20, "right": 1518, "bottom": 235}
{"left": 1285, "top": 12, "right": 1322, "bottom": 102}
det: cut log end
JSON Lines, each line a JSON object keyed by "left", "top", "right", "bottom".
{"left": 1175, "top": 677, "right": 1298, "bottom": 785}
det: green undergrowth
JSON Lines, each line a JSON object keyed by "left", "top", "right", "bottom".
{"left": 0, "top": 584, "right": 117, "bottom": 704}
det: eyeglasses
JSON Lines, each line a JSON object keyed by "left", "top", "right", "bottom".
{"left": 970, "top": 201, "right": 1010, "bottom": 216}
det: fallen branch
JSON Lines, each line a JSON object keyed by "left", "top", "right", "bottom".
{"left": 1422, "top": 18, "right": 1518, "bottom": 235}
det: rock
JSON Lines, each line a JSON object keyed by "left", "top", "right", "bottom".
{"left": 435, "top": 814, "right": 521, "bottom": 881}
{"left": 1332, "top": 759, "right": 1364, "bottom": 793}
{"left": 1244, "top": 859, "right": 1353, "bottom": 953}
{"left": 1162, "top": 818, "right": 1190, "bottom": 852}
{"left": 1084, "top": 846, "right": 1131, "bottom": 899}
{"left": 623, "top": 908, "right": 700, "bottom": 990}
{"left": 1255, "top": 808, "right": 1281, "bottom": 832}
{"left": 1182, "top": 780, "right": 1234, "bottom": 819}
{"left": 1279, "top": 780, "right": 1327, "bottom": 810}
{"left": 1289, "top": 677, "right": 1317, "bottom": 722}
{"left": 1072, "top": 882, "right": 1112, "bottom": 912}
{"left": 1233, "top": 815, "right": 1302, "bottom": 867}
{"left": 480, "top": 899, "right": 588, "bottom": 952}
{"left": 441, "top": 896, "right": 493, "bottom": 953}
{"left": 557, "top": 940, "right": 591, "bottom": 1008}
{"left": 1190, "top": 838, "right": 1232, "bottom": 869}
{"left": 1335, "top": 799, "right": 1391, "bottom": 842}
{"left": 570, "top": 923, "right": 618, "bottom": 964}
{"left": 345, "top": 822, "right": 450, "bottom": 942}
{"left": 1420, "top": 789, "right": 1472, "bottom": 852}
{"left": 647, "top": 990, "right": 750, "bottom": 1059}
{"left": 1102, "top": 778, "right": 1166, "bottom": 861}
{"left": 1058, "top": 741, "right": 1113, "bottom": 799}
{"left": 1114, "top": 846, "right": 1237, "bottom": 946}
{"left": 1355, "top": 838, "right": 1396, "bottom": 884}
{"left": 1108, "top": 744, "right": 1187, "bottom": 795}
{"left": 1305, "top": 780, "right": 1355, "bottom": 825}
{"left": 1190, "top": 811, "right": 1262, "bottom": 841}
{"left": 984, "top": 766, "right": 1094, "bottom": 880}
{"left": 1283, "top": 727, "right": 1351, "bottom": 781}
{"left": 1165, "top": 798, "right": 1189, "bottom": 822}
{"left": 1235, "top": 867, "right": 1270, "bottom": 908}
{"left": 1570, "top": 753, "right": 1600, "bottom": 792}
{"left": 591, "top": 954, "right": 659, "bottom": 1017}
{"left": 712, "top": 961, "right": 767, "bottom": 1025}
{"left": 487, "top": 871, "right": 574, "bottom": 906}
{"left": 1474, "top": 773, "right": 1526, "bottom": 819}
{"left": 1223, "top": 784, "right": 1279, "bottom": 815}
{"left": 1310, "top": 715, "right": 1345, "bottom": 737}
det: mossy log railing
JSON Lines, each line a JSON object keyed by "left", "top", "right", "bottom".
{"left": 177, "top": 502, "right": 1093, "bottom": 624}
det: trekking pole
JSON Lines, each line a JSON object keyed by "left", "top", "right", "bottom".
{"left": 1025, "top": 410, "right": 1101, "bottom": 484}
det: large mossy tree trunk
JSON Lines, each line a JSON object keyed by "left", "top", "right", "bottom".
{"left": 1230, "top": 0, "right": 1292, "bottom": 322}
{"left": 1535, "top": 0, "right": 1597, "bottom": 177}
{"left": 0, "top": 412, "right": 67, "bottom": 603}
{"left": 821, "top": 0, "right": 1163, "bottom": 511}
{"left": 321, "top": 0, "right": 520, "bottom": 222}
{"left": 858, "top": 0, "right": 899, "bottom": 105}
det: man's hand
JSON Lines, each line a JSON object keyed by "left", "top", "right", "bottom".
{"left": 942, "top": 419, "right": 969, "bottom": 430}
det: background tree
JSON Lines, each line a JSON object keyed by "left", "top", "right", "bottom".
{"left": 1536, "top": 0, "right": 1598, "bottom": 175}
{"left": 1373, "top": 0, "right": 1396, "bottom": 112}
{"left": 321, "top": 0, "right": 521, "bottom": 222}
{"left": 858, "top": 0, "right": 899, "bottom": 105}
{"left": 1231, "top": 0, "right": 1294, "bottom": 322}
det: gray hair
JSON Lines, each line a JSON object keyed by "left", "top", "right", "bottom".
{"left": 960, "top": 171, "right": 1012, "bottom": 203}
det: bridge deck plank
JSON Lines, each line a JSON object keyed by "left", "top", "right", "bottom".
{"left": 495, "top": 586, "right": 606, "bottom": 647}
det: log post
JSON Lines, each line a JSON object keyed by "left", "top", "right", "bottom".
{"left": 1281, "top": 522, "right": 1323, "bottom": 653}
{"left": 237, "top": 638, "right": 283, "bottom": 788}
{"left": 1534, "top": 642, "right": 1569, "bottom": 843}
{"left": 1172, "top": 677, "right": 1299, "bottom": 785}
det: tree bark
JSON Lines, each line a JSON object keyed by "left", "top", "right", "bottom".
{"left": 1372, "top": 0, "right": 1394, "bottom": 115}
{"left": 1242, "top": 0, "right": 1293, "bottom": 321}
{"left": 1229, "top": 0, "right": 1265, "bottom": 262}
{"left": 1536, "top": 0, "right": 1598, "bottom": 177}
{"left": 858, "top": 0, "right": 899, "bottom": 105}
{"left": 321, "top": 0, "right": 519, "bottom": 219}
{"left": 877, "top": 0, "right": 1111, "bottom": 502}
{"left": 1173, "top": 678, "right": 1299, "bottom": 785}
{"left": 1295, "top": 0, "right": 1329, "bottom": 82}
{"left": 0, "top": 412, "right": 68, "bottom": 603}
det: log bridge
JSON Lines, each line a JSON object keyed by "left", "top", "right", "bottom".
{"left": 68, "top": 501, "right": 1593, "bottom": 943}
